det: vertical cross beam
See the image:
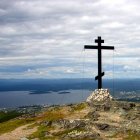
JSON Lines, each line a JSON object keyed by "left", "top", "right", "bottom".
{"left": 84, "top": 36, "right": 114, "bottom": 89}
{"left": 95, "top": 37, "right": 104, "bottom": 89}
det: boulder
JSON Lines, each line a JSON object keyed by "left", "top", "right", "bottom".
{"left": 95, "top": 123, "right": 110, "bottom": 131}
{"left": 51, "top": 119, "right": 87, "bottom": 129}
{"left": 85, "top": 111, "right": 100, "bottom": 121}
{"left": 86, "top": 89, "right": 113, "bottom": 103}
{"left": 63, "top": 130, "right": 100, "bottom": 140}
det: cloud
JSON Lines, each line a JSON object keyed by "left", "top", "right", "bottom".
{"left": 0, "top": 0, "right": 140, "bottom": 78}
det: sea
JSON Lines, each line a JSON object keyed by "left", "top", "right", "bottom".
{"left": 0, "top": 78, "right": 139, "bottom": 108}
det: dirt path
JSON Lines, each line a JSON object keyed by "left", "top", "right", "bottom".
{"left": 0, "top": 124, "right": 37, "bottom": 140}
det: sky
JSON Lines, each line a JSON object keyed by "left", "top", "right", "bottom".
{"left": 0, "top": 0, "right": 140, "bottom": 79}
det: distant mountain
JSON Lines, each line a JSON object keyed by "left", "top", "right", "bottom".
{"left": 0, "top": 78, "right": 139, "bottom": 93}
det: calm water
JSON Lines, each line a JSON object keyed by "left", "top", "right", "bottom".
{"left": 0, "top": 90, "right": 92, "bottom": 108}
{"left": 0, "top": 79, "right": 139, "bottom": 108}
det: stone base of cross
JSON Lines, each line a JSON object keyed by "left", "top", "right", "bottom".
{"left": 84, "top": 36, "right": 114, "bottom": 89}
{"left": 86, "top": 88, "right": 113, "bottom": 103}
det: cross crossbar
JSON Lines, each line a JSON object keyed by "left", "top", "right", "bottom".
{"left": 84, "top": 45, "right": 114, "bottom": 50}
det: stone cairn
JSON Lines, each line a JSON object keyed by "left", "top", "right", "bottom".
{"left": 86, "top": 89, "right": 113, "bottom": 103}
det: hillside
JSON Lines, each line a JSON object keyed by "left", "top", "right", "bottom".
{"left": 0, "top": 100, "right": 140, "bottom": 140}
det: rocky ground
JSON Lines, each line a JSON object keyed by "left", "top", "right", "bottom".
{"left": 0, "top": 100, "right": 140, "bottom": 140}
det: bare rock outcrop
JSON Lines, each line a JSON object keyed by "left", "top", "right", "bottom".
{"left": 86, "top": 89, "right": 113, "bottom": 103}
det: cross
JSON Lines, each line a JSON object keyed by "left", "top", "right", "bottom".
{"left": 84, "top": 36, "right": 114, "bottom": 89}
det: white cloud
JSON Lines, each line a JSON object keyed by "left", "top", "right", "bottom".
{"left": 0, "top": 0, "right": 140, "bottom": 78}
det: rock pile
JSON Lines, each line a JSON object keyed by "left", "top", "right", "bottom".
{"left": 86, "top": 89, "right": 113, "bottom": 103}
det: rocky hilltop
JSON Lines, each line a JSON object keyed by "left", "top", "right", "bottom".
{"left": 0, "top": 89, "right": 140, "bottom": 140}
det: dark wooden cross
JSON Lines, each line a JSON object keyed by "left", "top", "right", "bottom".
{"left": 84, "top": 36, "right": 114, "bottom": 89}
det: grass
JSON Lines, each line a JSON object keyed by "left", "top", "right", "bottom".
{"left": 24, "top": 122, "right": 38, "bottom": 129}
{"left": 36, "top": 110, "right": 66, "bottom": 121}
{"left": 28, "top": 125, "right": 47, "bottom": 139}
{"left": 124, "top": 130, "right": 140, "bottom": 140}
{"left": 28, "top": 124, "right": 55, "bottom": 140}
{"left": 71, "top": 102, "right": 87, "bottom": 112}
{"left": 0, "top": 106, "right": 68, "bottom": 137}
{"left": 28, "top": 108, "right": 86, "bottom": 140}
{"left": 28, "top": 106, "right": 70, "bottom": 139}
{"left": 0, "top": 111, "right": 23, "bottom": 123}
{"left": 0, "top": 118, "right": 35, "bottom": 135}
{"left": 108, "top": 130, "right": 140, "bottom": 140}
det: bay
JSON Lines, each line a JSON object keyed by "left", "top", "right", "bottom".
{"left": 0, "top": 78, "right": 139, "bottom": 108}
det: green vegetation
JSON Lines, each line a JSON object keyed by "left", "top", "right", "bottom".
{"left": 25, "top": 122, "right": 38, "bottom": 129}
{"left": 0, "top": 118, "right": 34, "bottom": 134}
{"left": 108, "top": 130, "right": 140, "bottom": 140}
{"left": 49, "top": 105, "right": 61, "bottom": 111}
{"left": 36, "top": 110, "right": 65, "bottom": 121}
{"left": 71, "top": 102, "right": 87, "bottom": 111}
{"left": 124, "top": 131, "right": 140, "bottom": 140}
{"left": 29, "top": 126, "right": 86, "bottom": 140}
{"left": 28, "top": 124, "right": 55, "bottom": 140}
{"left": 0, "top": 101, "right": 140, "bottom": 140}
{"left": 28, "top": 125, "right": 47, "bottom": 139}
{"left": 0, "top": 111, "right": 23, "bottom": 123}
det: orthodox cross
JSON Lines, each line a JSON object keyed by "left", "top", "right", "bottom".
{"left": 84, "top": 36, "right": 114, "bottom": 89}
